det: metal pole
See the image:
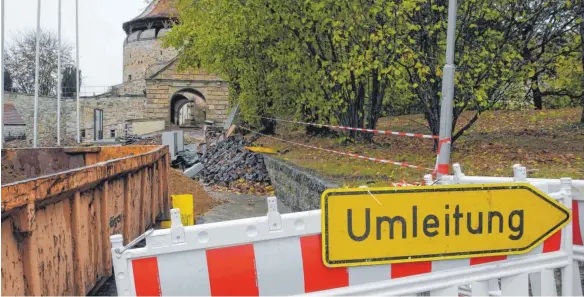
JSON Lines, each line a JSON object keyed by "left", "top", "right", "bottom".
{"left": 1, "top": 0, "right": 5, "bottom": 148}
{"left": 75, "top": 0, "right": 80, "bottom": 143}
{"left": 33, "top": 0, "right": 41, "bottom": 148}
{"left": 57, "top": 0, "right": 61, "bottom": 146}
{"left": 435, "top": 0, "right": 457, "bottom": 180}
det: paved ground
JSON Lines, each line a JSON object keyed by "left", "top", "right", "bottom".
{"left": 197, "top": 187, "right": 293, "bottom": 224}
{"left": 93, "top": 190, "right": 291, "bottom": 296}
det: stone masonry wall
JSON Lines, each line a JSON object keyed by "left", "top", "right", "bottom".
{"left": 5, "top": 93, "right": 78, "bottom": 146}
{"left": 146, "top": 62, "right": 230, "bottom": 126}
{"left": 80, "top": 96, "right": 147, "bottom": 141}
{"left": 122, "top": 37, "right": 178, "bottom": 95}
{"left": 4, "top": 92, "right": 147, "bottom": 147}
{"left": 4, "top": 125, "right": 26, "bottom": 139}
{"left": 264, "top": 156, "right": 339, "bottom": 211}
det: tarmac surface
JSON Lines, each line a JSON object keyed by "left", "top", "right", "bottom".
{"left": 196, "top": 188, "right": 292, "bottom": 224}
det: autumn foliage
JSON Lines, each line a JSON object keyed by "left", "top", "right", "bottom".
{"left": 164, "top": 0, "right": 583, "bottom": 143}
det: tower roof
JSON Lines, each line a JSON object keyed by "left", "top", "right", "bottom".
{"left": 122, "top": 0, "right": 178, "bottom": 35}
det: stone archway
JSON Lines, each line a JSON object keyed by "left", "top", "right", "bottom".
{"left": 169, "top": 89, "right": 206, "bottom": 126}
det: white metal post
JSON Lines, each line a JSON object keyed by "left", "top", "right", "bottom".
{"left": 561, "top": 177, "right": 574, "bottom": 296}
{"left": 110, "top": 234, "right": 132, "bottom": 296}
{"left": 33, "top": 0, "right": 41, "bottom": 148}
{"left": 1, "top": 0, "right": 5, "bottom": 148}
{"left": 57, "top": 0, "right": 62, "bottom": 146}
{"left": 435, "top": 0, "right": 458, "bottom": 180}
{"left": 75, "top": 0, "right": 80, "bottom": 143}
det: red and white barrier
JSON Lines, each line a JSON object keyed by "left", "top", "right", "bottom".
{"left": 303, "top": 175, "right": 580, "bottom": 296}
{"left": 111, "top": 177, "right": 579, "bottom": 296}
{"left": 115, "top": 231, "right": 564, "bottom": 296}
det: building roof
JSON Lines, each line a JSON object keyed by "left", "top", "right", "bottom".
{"left": 123, "top": 0, "right": 178, "bottom": 34}
{"left": 3, "top": 103, "right": 26, "bottom": 125}
{"left": 133, "top": 0, "right": 177, "bottom": 20}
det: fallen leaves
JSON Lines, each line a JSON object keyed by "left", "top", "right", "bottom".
{"left": 211, "top": 179, "right": 275, "bottom": 196}
{"left": 252, "top": 108, "right": 583, "bottom": 186}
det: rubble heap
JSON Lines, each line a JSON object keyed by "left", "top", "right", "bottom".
{"left": 199, "top": 135, "right": 271, "bottom": 187}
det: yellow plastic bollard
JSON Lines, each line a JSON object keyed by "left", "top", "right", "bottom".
{"left": 160, "top": 194, "right": 195, "bottom": 228}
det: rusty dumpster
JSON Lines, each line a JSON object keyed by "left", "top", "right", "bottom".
{"left": 1, "top": 145, "right": 170, "bottom": 296}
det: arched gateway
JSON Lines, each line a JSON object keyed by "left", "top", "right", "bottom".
{"left": 170, "top": 89, "right": 206, "bottom": 126}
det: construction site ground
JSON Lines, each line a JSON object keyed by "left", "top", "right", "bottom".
{"left": 11, "top": 109, "right": 581, "bottom": 295}
{"left": 170, "top": 167, "right": 289, "bottom": 224}
{"left": 95, "top": 182, "right": 290, "bottom": 296}
{"left": 168, "top": 168, "right": 221, "bottom": 218}
{"left": 198, "top": 187, "right": 292, "bottom": 224}
{"left": 252, "top": 108, "right": 584, "bottom": 187}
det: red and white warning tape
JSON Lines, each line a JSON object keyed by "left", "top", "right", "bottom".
{"left": 251, "top": 116, "right": 439, "bottom": 139}
{"left": 240, "top": 126, "right": 433, "bottom": 171}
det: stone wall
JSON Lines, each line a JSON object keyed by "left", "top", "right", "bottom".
{"left": 80, "top": 95, "right": 147, "bottom": 141}
{"left": 122, "top": 34, "right": 178, "bottom": 95}
{"left": 4, "top": 92, "right": 147, "bottom": 147}
{"left": 264, "top": 156, "right": 339, "bottom": 211}
{"left": 127, "top": 118, "right": 166, "bottom": 135}
{"left": 5, "top": 93, "right": 78, "bottom": 146}
{"left": 146, "top": 61, "right": 230, "bottom": 126}
{"left": 4, "top": 125, "right": 26, "bottom": 139}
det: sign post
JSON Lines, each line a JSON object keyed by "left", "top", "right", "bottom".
{"left": 321, "top": 184, "right": 570, "bottom": 267}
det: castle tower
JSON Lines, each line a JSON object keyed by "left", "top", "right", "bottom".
{"left": 121, "top": 0, "right": 230, "bottom": 127}
{"left": 121, "top": 0, "right": 179, "bottom": 94}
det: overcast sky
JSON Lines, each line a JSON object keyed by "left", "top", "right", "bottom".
{"left": 4, "top": 0, "right": 148, "bottom": 89}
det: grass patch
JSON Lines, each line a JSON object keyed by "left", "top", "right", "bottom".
{"left": 251, "top": 108, "right": 584, "bottom": 187}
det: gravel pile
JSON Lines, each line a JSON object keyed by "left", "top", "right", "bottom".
{"left": 199, "top": 135, "right": 270, "bottom": 186}
{"left": 118, "top": 134, "right": 143, "bottom": 145}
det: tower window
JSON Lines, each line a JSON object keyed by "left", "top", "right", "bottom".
{"left": 129, "top": 75, "right": 132, "bottom": 81}
{"left": 110, "top": 129, "right": 116, "bottom": 138}
{"left": 81, "top": 129, "right": 86, "bottom": 138}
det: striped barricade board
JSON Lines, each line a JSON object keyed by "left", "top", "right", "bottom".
{"left": 110, "top": 180, "right": 581, "bottom": 296}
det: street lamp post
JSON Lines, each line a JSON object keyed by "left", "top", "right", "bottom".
{"left": 435, "top": 0, "right": 458, "bottom": 181}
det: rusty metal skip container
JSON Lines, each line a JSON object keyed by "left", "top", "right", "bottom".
{"left": 1, "top": 145, "right": 170, "bottom": 296}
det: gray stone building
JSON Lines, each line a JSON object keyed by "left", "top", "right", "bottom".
{"left": 118, "top": 0, "right": 230, "bottom": 127}
{"left": 2, "top": 0, "right": 230, "bottom": 147}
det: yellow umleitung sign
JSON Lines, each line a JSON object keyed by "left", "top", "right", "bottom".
{"left": 321, "top": 183, "right": 570, "bottom": 267}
